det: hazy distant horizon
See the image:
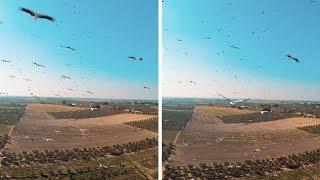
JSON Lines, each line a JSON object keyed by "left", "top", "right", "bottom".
{"left": 163, "top": 96, "right": 320, "bottom": 103}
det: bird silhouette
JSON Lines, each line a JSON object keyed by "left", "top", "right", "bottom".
{"left": 32, "top": 62, "right": 46, "bottom": 68}
{"left": 20, "top": 7, "right": 55, "bottom": 22}
{"left": 286, "top": 55, "right": 299, "bottom": 62}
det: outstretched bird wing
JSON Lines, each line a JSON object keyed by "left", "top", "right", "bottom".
{"left": 20, "top": 7, "right": 36, "bottom": 17}
{"left": 33, "top": 62, "right": 46, "bottom": 68}
{"left": 233, "top": 98, "right": 251, "bottom": 103}
{"left": 218, "top": 94, "right": 231, "bottom": 102}
{"left": 86, "top": 91, "right": 94, "bottom": 94}
{"left": 38, "top": 14, "right": 55, "bottom": 21}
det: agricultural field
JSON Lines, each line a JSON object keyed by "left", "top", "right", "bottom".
{"left": 48, "top": 108, "right": 124, "bottom": 119}
{"left": 218, "top": 112, "right": 296, "bottom": 124}
{"left": 125, "top": 117, "right": 158, "bottom": 132}
{"left": 165, "top": 103, "right": 320, "bottom": 179}
{"left": 7, "top": 104, "right": 157, "bottom": 152}
{"left": 173, "top": 106, "right": 320, "bottom": 165}
{"left": 163, "top": 130, "right": 180, "bottom": 145}
{"left": 163, "top": 104, "right": 195, "bottom": 111}
{"left": 128, "top": 148, "right": 158, "bottom": 178}
{"left": 0, "top": 101, "right": 158, "bottom": 179}
{"left": 0, "top": 107, "right": 26, "bottom": 125}
{"left": 195, "top": 105, "right": 258, "bottom": 116}
{"left": 162, "top": 109, "right": 194, "bottom": 131}
{"left": 298, "top": 124, "right": 320, "bottom": 135}
{"left": 263, "top": 163, "right": 320, "bottom": 180}
{"left": 165, "top": 147, "right": 320, "bottom": 179}
{"left": 0, "top": 140, "right": 158, "bottom": 179}
{"left": 0, "top": 125, "right": 11, "bottom": 136}
{"left": 0, "top": 135, "right": 9, "bottom": 151}
{"left": 0, "top": 103, "right": 26, "bottom": 108}
{"left": 27, "top": 103, "right": 87, "bottom": 112}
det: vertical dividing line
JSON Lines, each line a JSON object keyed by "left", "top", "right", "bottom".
{"left": 158, "top": 0, "right": 163, "bottom": 179}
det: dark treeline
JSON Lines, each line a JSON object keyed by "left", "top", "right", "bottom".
{"left": 164, "top": 148, "right": 320, "bottom": 179}
{"left": 1, "top": 138, "right": 157, "bottom": 166}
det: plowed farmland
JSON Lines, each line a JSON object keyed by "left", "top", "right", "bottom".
{"left": 1, "top": 103, "right": 158, "bottom": 179}
{"left": 172, "top": 106, "right": 320, "bottom": 165}
{"left": 0, "top": 107, "right": 26, "bottom": 125}
{"left": 6, "top": 104, "right": 158, "bottom": 153}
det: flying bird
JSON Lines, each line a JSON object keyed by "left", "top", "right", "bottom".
{"left": 8, "top": 75, "right": 16, "bottom": 79}
{"left": 0, "top": 92, "right": 8, "bottom": 95}
{"left": 33, "top": 95, "right": 40, "bottom": 100}
{"left": 67, "top": 88, "right": 75, "bottom": 91}
{"left": 60, "top": 45, "right": 75, "bottom": 51}
{"left": 61, "top": 75, "right": 71, "bottom": 79}
{"left": 22, "top": 135, "right": 30, "bottom": 139}
{"left": 1, "top": 60, "right": 10, "bottom": 63}
{"left": 128, "top": 56, "right": 143, "bottom": 61}
{"left": 286, "top": 55, "right": 299, "bottom": 62}
{"left": 229, "top": 45, "right": 240, "bottom": 49}
{"left": 22, "top": 78, "right": 31, "bottom": 82}
{"left": 190, "top": 81, "right": 197, "bottom": 85}
{"left": 32, "top": 62, "right": 46, "bottom": 68}
{"left": 218, "top": 94, "right": 250, "bottom": 106}
{"left": 43, "top": 138, "right": 53, "bottom": 141}
{"left": 99, "top": 163, "right": 108, "bottom": 170}
{"left": 19, "top": 7, "right": 55, "bottom": 22}
{"left": 86, "top": 91, "right": 94, "bottom": 95}
{"left": 144, "top": 86, "right": 151, "bottom": 89}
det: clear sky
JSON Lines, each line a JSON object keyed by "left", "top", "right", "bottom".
{"left": 0, "top": 0, "right": 158, "bottom": 100}
{"left": 163, "top": 0, "right": 320, "bottom": 101}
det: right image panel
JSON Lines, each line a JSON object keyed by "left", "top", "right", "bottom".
{"left": 162, "top": 1, "right": 320, "bottom": 179}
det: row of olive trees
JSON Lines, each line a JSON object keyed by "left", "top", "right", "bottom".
{"left": 3, "top": 160, "right": 133, "bottom": 179}
{"left": 164, "top": 148, "right": 320, "bottom": 179}
{"left": 162, "top": 143, "right": 175, "bottom": 162}
{"left": 1, "top": 138, "right": 157, "bottom": 166}
{"left": 125, "top": 117, "right": 158, "bottom": 132}
{"left": 298, "top": 124, "right": 320, "bottom": 134}
{"left": 0, "top": 135, "right": 9, "bottom": 150}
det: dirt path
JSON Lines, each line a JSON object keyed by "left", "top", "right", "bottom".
{"left": 173, "top": 131, "right": 181, "bottom": 145}
{"left": 8, "top": 125, "right": 14, "bottom": 137}
{"left": 125, "top": 154, "right": 154, "bottom": 180}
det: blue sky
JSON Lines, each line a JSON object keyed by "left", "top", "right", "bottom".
{"left": 163, "top": 0, "right": 320, "bottom": 101}
{"left": 0, "top": 0, "right": 158, "bottom": 100}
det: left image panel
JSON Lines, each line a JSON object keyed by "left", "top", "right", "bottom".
{"left": 0, "top": 0, "right": 158, "bottom": 179}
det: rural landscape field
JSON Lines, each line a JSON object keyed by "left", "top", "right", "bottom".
{"left": 163, "top": 99, "right": 320, "bottom": 179}
{"left": 0, "top": 0, "right": 158, "bottom": 179}
{"left": 0, "top": 98, "right": 158, "bottom": 179}
{"left": 163, "top": 0, "right": 320, "bottom": 179}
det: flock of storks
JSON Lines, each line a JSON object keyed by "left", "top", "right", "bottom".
{"left": 163, "top": 1, "right": 303, "bottom": 104}
{"left": 0, "top": 6, "right": 151, "bottom": 99}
